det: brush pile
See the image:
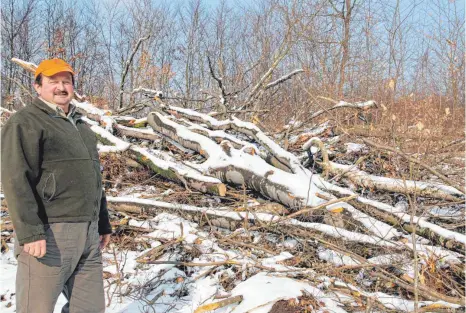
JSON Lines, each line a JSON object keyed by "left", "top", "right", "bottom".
{"left": 1, "top": 58, "right": 464, "bottom": 313}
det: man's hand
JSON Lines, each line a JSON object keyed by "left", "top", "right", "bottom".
{"left": 23, "top": 239, "right": 46, "bottom": 258}
{"left": 99, "top": 234, "right": 111, "bottom": 250}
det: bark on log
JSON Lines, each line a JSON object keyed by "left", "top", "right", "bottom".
{"left": 315, "top": 179, "right": 466, "bottom": 254}
{"left": 128, "top": 147, "right": 226, "bottom": 196}
{"left": 89, "top": 122, "right": 226, "bottom": 196}
{"left": 305, "top": 137, "right": 463, "bottom": 200}
{"left": 329, "top": 161, "right": 462, "bottom": 201}
{"left": 349, "top": 199, "right": 465, "bottom": 254}
{"left": 162, "top": 105, "right": 301, "bottom": 174}
{"left": 106, "top": 197, "right": 400, "bottom": 248}
{"left": 115, "top": 124, "right": 161, "bottom": 141}
{"left": 147, "top": 112, "right": 321, "bottom": 208}
{"left": 113, "top": 117, "right": 148, "bottom": 128}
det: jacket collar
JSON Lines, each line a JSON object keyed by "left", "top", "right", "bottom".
{"left": 33, "top": 97, "right": 57, "bottom": 115}
{"left": 33, "top": 97, "right": 82, "bottom": 121}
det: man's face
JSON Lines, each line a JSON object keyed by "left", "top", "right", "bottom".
{"left": 34, "top": 72, "right": 74, "bottom": 107}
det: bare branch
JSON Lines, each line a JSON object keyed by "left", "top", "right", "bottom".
{"left": 119, "top": 34, "right": 151, "bottom": 109}
{"left": 264, "top": 69, "right": 304, "bottom": 90}
{"left": 207, "top": 55, "right": 228, "bottom": 112}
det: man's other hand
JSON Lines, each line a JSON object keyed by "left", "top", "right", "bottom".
{"left": 99, "top": 234, "right": 111, "bottom": 250}
{"left": 23, "top": 239, "right": 46, "bottom": 258}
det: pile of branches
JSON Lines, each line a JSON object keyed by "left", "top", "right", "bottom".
{"left": 2, "top": 58, "right": 465, "bottom": 312}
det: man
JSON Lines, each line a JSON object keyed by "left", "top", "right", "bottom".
{"left": 1, "top": 58, "right": 112, "bottom": 313}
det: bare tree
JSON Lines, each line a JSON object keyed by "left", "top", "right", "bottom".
{"left": 328, "top": 0, "right": 356, "bottom": 97}
{"left": 1, "top": 0, "right": 37, "bottom": 102}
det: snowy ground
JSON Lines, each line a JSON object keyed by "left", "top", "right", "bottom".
{"left": 1, "top": 210, "right": 462, "bottom": 313}
{"left": 0, "top": 213, "right": 345, "bottom": 313}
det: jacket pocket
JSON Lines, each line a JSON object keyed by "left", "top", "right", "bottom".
{"left": 38, "top": 171, "right": 57, "bottom": 202}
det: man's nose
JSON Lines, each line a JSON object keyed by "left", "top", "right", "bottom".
{"left": 56, "top": 82, "right": 66, "bottom": 90}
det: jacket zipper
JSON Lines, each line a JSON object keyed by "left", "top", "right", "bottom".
{"left": 59, "top": 114, "right": 101, "bottom": 217}
{"left": 74, "top": 118, "right": 101, "bottom": 218}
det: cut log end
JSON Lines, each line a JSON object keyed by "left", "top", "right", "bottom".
{"left": 212, "top": 183, "right": 226, "bottom": 197}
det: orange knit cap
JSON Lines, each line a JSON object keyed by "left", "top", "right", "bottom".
{"left": 34, "top": 58, "right": 75, "bottom": 79}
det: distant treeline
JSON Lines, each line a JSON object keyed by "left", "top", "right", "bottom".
{"left": 2, "top": 0, "right": 464, "bottom": 112}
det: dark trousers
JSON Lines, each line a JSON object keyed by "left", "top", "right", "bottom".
{"left": 14, "top": 222, "right": 105, "bottom": 313}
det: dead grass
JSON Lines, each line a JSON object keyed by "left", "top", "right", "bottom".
{"left": 269, "top": 293, "right": 322, "bottom": 313}
{"left": 376, "top": 95, "right": 464, "bottom": 137}
{"left": 261, "top": 93, "right": 464, "bottom": 144}
{"left": 100, "top": 152, "right": 154, "bottom": 189}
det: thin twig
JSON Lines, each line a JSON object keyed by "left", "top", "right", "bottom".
{"left": 361, "top": 138, "right": 465, "bottom": 194}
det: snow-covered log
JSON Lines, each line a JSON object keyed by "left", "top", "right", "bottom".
{"left": 148, "top": 111, "right": 418, "bottom": 241}
{"left": 147, "top": 111, "right": 324, "bottom": 208}
{"left": 162, "top": 105, "right": 305, "bottom": 174}
{"left": 89, "top": 123, "right": 226, "bottom": 196}
{"left": 182, "top": 119, "right": 292, "bottom": 173}
{"left": 315, "top": 179, "right": 466, "bottom": 254}
{"left": 128, "top": 147, "right": 226, "bottom": 196}
{"left": 91, "top": 124, "right": 131, "bottom": 152}
{"left": 106, "top": 197, "right": 400, "bottom": 248}
{"left": 305, "top": 137, "right": 464, "bottom": 200}
{"left": 115, "top": 124, "right": 161, "bottom": 141}
{"left": 355, "top": 197, "right": 466, "bottom": 253}
{"left": 184, "top": 120, "right": 249, "bottom": 149}
{"left": 309, "top": 98, "right": 377, "bottom": 120}
{"left": 329, "top": 161, "right": 463, "bottom": 201}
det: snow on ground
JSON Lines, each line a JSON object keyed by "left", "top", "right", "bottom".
{"left": 332, "top": 280, "right": 462, "bottom": 312}
{"left": 0, "top": 251, "right": 16, "bottom": 309}
{"left": 344, "top": 143, "right": 368, "bottom": 154}
{"left": 0, "top": 206, "right": 462, "bottom": 313}
{"left": 0, "top": 211, "right": 344, "bottom": 313}
{"left": 215, "top": 272, "right": 347, "bottom": 313}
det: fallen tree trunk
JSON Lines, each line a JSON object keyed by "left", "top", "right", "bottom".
{"left": 349, "top": 199, "right": 465, "bottom": 254}
{"left": 305, "top": 137, "right": 464, "bottom": 200}
{"left": 90, "top": 123, "right": 226, "bottom": 196}
{"left": 147, "top": 111, "right": 323, "bottom": 208}
{"left": 329, "top": 161, "right": 462, "bottom": 201}
{"left": 115, "top": 124, "right": 161, "bottom": 141}
{"left": 106, "top": 197, "right": 400, "bottom": 248}
{"left": 148, "top": 111, "right": 406, "bottom": 240}
{"left": 162, "top": 105, "right": 301, "bottom": 174}
{"left": 113, "top": 116, "right": 148, "bottom": 128}
{"left": 315, "top": 178, "right": 466, "bottom": 254}
{"left": 128, "top": 147, "right": 226, "bottom": 196}
{"left": 182, "top": 119, "right": 293, "bottom": 173}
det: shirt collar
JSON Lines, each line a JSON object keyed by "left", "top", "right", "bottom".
{"left": 39, "top": 97, "right": 75, "bottom": 118}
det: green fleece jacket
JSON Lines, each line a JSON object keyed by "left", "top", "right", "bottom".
{"left": 1, "top": 98, "right": 112, "bottom": 245}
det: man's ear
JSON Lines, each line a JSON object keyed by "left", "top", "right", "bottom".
{"left": 33, "top": 83, "right": 41, "bottom": 96}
